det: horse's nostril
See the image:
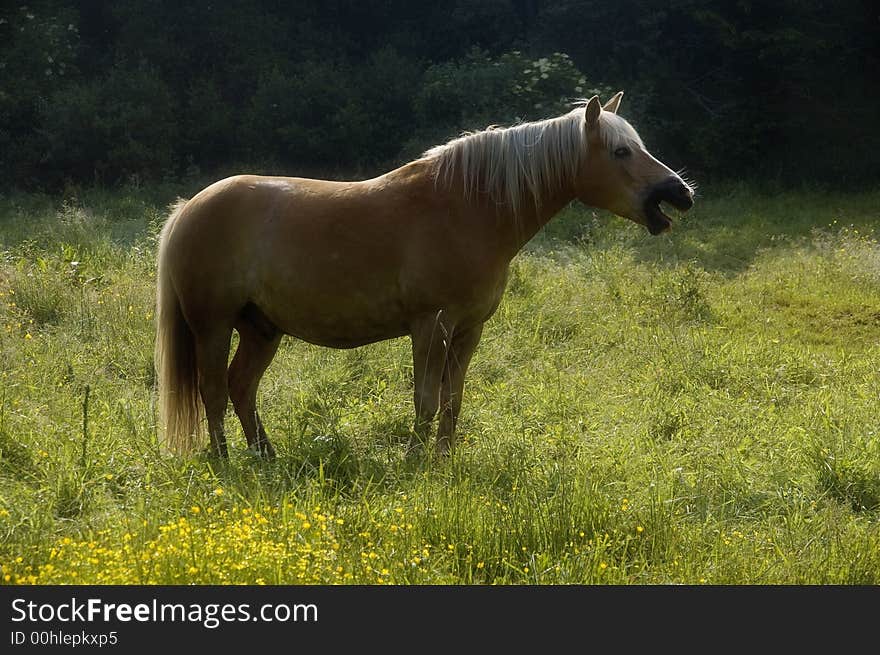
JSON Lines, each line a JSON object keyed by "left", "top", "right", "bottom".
{"left": 676, "top": 184, "right": 693, "bottom": 204}
{"left": 655, "top": 179, "right": 695, "bottom": 211}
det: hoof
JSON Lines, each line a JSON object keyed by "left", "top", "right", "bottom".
{"left": 247, "top": 442, "right": 276, "bottom": 459}
{"left": 434, "top": 439, "right": 453, "bottom": 458}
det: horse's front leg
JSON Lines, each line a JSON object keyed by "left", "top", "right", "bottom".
{"left": 437, "top": 323, "right": 483, "bottom": 455}
{"left": 409, "top": 312, "right": 452, "bottom": 451}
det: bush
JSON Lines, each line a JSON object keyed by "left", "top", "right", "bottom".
{"left": 0, "top": 4, "right": 80, "bottom": 187}
{"left": 406, "top": 48, "right": 610, "bottom": 156}
{"left": 41, "top": 64, "right": 178, "bottom": 185}
{"left": 180, "top": 78, "right": 236, "bottom": 175}
{"left": 245, "top": 48, "right": 422, "bottom": 176}
{"left": 334, "top": 46, "right": 423, "bottom": 170}
{"left": 244, "top": 62, "right": 352, "bottom": 173}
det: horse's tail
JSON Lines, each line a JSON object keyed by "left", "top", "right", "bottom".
{"left": 155, "top": 199, "right": 203, "bottom": 454}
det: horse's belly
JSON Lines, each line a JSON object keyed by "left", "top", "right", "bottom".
{"left": 292, "top": 327, "right": 410, "bottom": 349}
{"left": 259, "top": 296, "right": 411, "bottom": 349}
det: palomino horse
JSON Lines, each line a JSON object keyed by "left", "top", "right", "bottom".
{"left": 155, "top": 93, "right": 694, "bottom": 458}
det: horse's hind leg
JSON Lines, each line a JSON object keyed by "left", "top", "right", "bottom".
{"left": 194, "top": 327, "right": 234, "bottom": 458}
{"left": 229, "top": 309, "right": 281, "bottom": 458}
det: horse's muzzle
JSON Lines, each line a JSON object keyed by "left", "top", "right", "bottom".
{"left": 642, "top": 178, "right": 694, "bottom": 235}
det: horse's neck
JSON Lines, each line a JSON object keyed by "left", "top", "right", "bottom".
{"left": 384, "top": 158, "right": 576, "bottom": 261}
{"left": 494, "top": 185, "right": 577, "bottom": 259}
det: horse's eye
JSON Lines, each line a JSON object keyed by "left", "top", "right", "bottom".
{"left": 613, "top": 146, "right": 631, "bottom": 159}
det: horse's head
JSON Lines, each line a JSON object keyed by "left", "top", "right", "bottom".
{"left": 576, "top": 92, "right": 694, "bottom": 235}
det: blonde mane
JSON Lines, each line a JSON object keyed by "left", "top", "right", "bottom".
{"left": 423, "top": 103, "right": 641, "bottom": 215}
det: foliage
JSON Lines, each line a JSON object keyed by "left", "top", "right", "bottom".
{"left": 419, "top": 49, "right": 602, "bottom": 126}
{"left": 407, "top": 48, "right": 605, "bottom": 156}
{"left": 532, "top": 0, "right": 880, "bottom": 184}
{"left": 0, "top": 3, "right": 80, "bottom": 186}
{"left": 245, "top": 48, "right": 424, "bottom": 175}
{"left": 39, "top": 64, "right": 178, "bottom": 186}
{"left": 0, "top": 1, "right": 876, "bottom": 188}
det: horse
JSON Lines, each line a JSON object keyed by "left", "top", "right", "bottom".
{"left": 155, "top": 92, "right": 695, "bottom": 459}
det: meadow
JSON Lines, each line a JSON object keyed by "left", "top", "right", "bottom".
{"left": 1, "top": 185, "right": 879, "bottom": 584}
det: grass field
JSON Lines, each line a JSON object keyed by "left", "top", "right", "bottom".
{"left": 1, "top": 185, "right": 879, "bottom": 584}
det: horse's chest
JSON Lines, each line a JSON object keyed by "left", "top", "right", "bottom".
{"left": 409, "top": 262, "right": 509, "bottom": 326}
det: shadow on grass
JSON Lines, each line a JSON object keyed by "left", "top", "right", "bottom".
{"left": 196, "top": 424, "right": 441, "bottom": 503}
{"left": 531, "top": 186, "right": 880, "bottom": 275}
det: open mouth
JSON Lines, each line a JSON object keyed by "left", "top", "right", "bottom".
{"left": 644, "top": 200, "right": 673, "bottom": 235}
{"left": 642, "top": 182, "right": 694, "bottom": 235}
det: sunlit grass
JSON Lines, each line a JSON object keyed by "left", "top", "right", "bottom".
{"left": 1, "top": 186, "right": 879, "bottom": 584}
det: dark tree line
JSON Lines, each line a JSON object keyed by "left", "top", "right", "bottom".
{"left": 1, "top": 1, "right": 877, "bottom": 190}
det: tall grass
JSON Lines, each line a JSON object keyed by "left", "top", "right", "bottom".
{"left": 1, "top": 186, "right": 879, "bottom": 584}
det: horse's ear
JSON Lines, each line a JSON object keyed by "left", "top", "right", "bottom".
{"left": 584, "top": 95, "right": 602, "bottom": 131}
{"left": 603, "top": 91, "right": 623, "bottom": 114}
